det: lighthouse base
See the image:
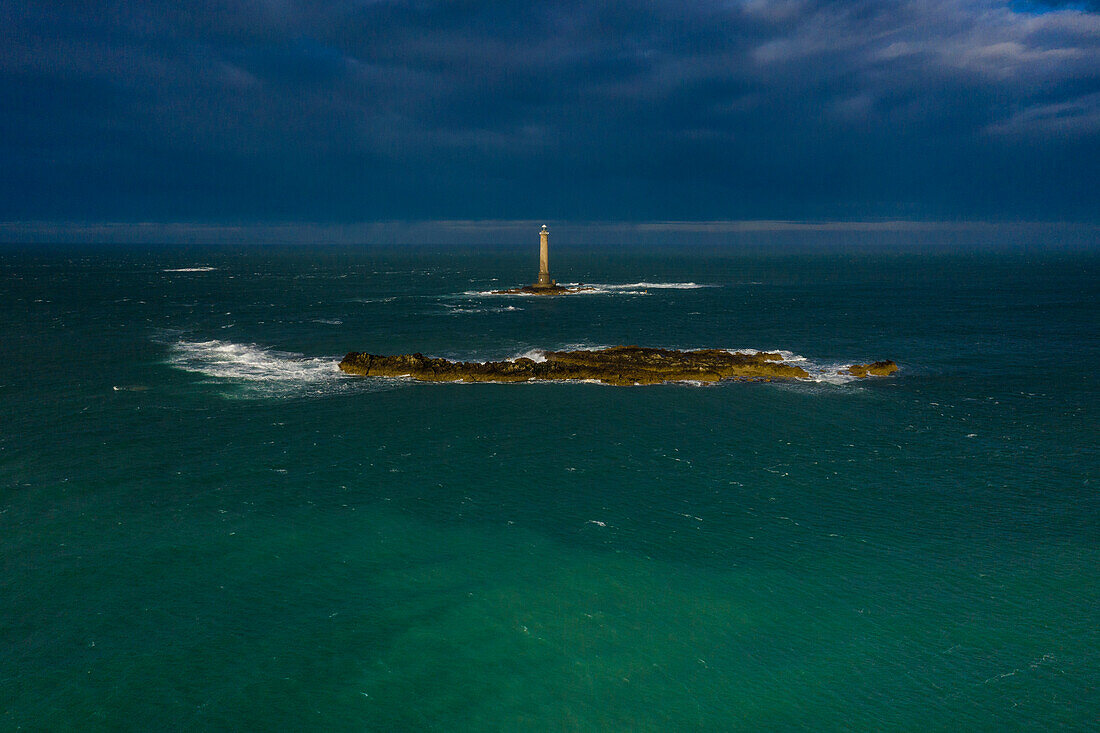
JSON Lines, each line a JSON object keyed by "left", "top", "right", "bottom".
{"left": 490, "top": 283, "right": 595, "bottom": 295}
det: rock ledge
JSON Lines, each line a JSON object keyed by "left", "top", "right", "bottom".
{"left": 489, "top": 285, "right": 596, "bottom": 295}
{"left": 339, "top": 345, "right": 899, "bottom": 386}
{"left": 845, "top": 361, "right": 900, "bottom": 377}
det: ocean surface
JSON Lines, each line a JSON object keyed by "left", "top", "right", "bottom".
{"left": 1, "top": 242, "right": 1097, "bottom": 730}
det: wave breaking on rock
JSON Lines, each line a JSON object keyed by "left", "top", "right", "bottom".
{"left": 339, "top": 345, "right": 898, "bottom": 386}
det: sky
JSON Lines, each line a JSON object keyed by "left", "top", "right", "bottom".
{"left": 2, "top": 0, "right": 1099, "bottom": 235}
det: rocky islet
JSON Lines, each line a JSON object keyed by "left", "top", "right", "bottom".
{"left": 339, "top": 345, "right": 899, "bottom": 386}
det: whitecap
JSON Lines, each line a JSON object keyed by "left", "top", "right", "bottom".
{"left": 165, "top": 339, "right": 390, "bottom": 398}
{"left": 556, "top": 281, "right": 711, "bottom": 295}
{"left": 581, "top": 281, "right": 709, "bottom": 290}
{"left": 802, "top": 367, "right": 862, "bottom": 385}
{"left": 162, "top": 267, "right": 217, "bottom": 272}
{"left": 718, "top": 347, "right": 887, "bottom": 385}
{"left": 510, "top": 348, "right": 548, "bottom": 363}
{"left": 724, "top": 348, "right": 806, "bottom": 362}
{"left": 440, "top": 304, "right": 523, "bottom": 315}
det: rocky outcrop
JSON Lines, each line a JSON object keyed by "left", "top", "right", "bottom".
{"left": 845, "top": 360, "right": 899, "bottom": 377}
{"left": 490, "top": 285, "right": 596, "bottom": 294}
{"left": 339, "top": 345, "right": 819, "bottom": 385}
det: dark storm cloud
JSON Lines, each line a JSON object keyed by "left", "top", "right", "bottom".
{"left": 1, "top": 0, "right": 1098, "bottom": 223}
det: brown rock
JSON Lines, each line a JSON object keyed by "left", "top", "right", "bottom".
{"left": 340, "top": 345, "right": 819, "bottom": 385}
{"left": 489, "top": 285, "right": 596, "bottom": 295}
{"left": 845, "top": 360, "right": 899, "bottom": 377}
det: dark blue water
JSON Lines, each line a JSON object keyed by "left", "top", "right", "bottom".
{"left": 2, "top": 243, "right": 1097, "bottom": 730}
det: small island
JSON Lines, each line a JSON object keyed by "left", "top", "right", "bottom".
{"left": 490, "top": 284, "right": 596, "bottom": 295}
{"left": 845, "top": 361, "right": 900, "bottom": 377}
{"left": 490, "top": 225, "right": 595, "bottom": 294}
{"left": 339, "top": 345, "right": 899, "bottom": 386}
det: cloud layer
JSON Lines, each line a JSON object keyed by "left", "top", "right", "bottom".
{"left": 2, "top": 0, "right": 1098, "bottom": 222}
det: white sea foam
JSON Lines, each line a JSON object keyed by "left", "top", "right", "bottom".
{"left": 166, "top": 338, "right": 890, "bottom": 393}
{"left": 718, "top": 347, "right": 877, "bottom": 385}
{"left": 578, "top": 282, "right": 709, "bottom": 290}
{"left": 510, "top": 348, "right": 548, "bottom": 363}
{"left": 802, "top": 364, "right": 864, "bottom": 385}
{"left": 163, "top": 267, "right": 216, "bottom": 272}
{"left": 166, "top": 339, "right": 386, "bottom": 397}
{"left": 441, "top": 304, "right": 522, "bottom": 315}
{"left": 489, "top": 343, "right": 875, "bottom": 387}
{"left": 461, "top": 289, "right": 538, "bottom": 297}
{"left": 462, "top": 281, "right": 711, "bottom": 297}
{"left": 432, "top": 343, "right": 612, "bottom": 365}
{"left": 169, "top": 339, "right": 338, "bottom": 383}
{"left": 495, "top": 344, "right": 863, "bottom": 387}
{"left": 503, "top": 342, "right": 617, "bottom": 364}
{"left": 725, "top": 348, "right": 805, "bottom": 362}
{"left": 783, "top": 355, "right": 893, "bottom": 385}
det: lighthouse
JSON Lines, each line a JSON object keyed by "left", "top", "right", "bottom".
{"left": 535, "top": 225, "right": 555, "bottom": 288}
{"left": 490, "top": 223, "right": 586, "bottom": 293}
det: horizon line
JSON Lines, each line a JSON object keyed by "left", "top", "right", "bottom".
{"left": 2, "top": 218, "right": 1099, "bottom": 245}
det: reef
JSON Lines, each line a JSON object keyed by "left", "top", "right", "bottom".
{"left": 339, "top": 345, "right": 899, "bottom": 386}
{"left": 489, "top": 284, "right": 596, "bottom": 295}
{"left": 845, "top": 361, "right": 900, "bottom": 377}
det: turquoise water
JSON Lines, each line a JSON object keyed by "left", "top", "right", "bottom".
{"left": 2, "top": 244, "right": 1097, "bottom": 730}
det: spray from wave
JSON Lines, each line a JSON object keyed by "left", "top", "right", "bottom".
{"left": 166, "top": 339, "right": 886, "bottom": 393}
{"left": 721, "top": 348, "right": 883, "bottom": 385}
{"left": 166, "top": 339, "right": 391, "bottom": 397}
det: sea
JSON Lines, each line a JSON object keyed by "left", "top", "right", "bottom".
{"left": 1, "top": 241, "right": 1097, "bottom": 730}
